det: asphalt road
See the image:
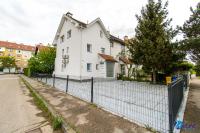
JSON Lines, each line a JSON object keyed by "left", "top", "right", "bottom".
{"left": 0, "top": 74, "right": 53, "bottom": 133}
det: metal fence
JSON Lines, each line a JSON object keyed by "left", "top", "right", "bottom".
{"left": 33, "top": 74, "right": 188, "bottom": 133}
{"left": 168, "top": 74, "right": 189, "bottom": 132}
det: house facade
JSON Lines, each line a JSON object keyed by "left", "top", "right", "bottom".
{"left": 53, "top": 12, "right": 132, "bottom": 78}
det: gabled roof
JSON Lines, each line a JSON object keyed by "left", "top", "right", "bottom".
{"left": 70, "top": 17, "right": 87, "bottom": 28}
{"left": 87, "top": 18, "right": 110, "bottom": 38}
{"left": 53, "top": 12, "right": 125, "bottom": 46}
{"left": 98, "top": 53, "right": 117, "bottom": 62}
{"left": 0, "top": 41, "right": 35, "bottom": 51}
{"left": 110, "top": 35, "right": 125, "bottom": 45}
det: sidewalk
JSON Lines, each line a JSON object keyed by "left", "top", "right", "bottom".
{"left": 21, "top": 75, "right": 149, "bottom": 133}
{"left": 182, "top": 78, "right": 200, "bottom": 133}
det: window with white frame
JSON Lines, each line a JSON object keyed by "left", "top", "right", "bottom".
{"left": 87, "top": 63, "right": 92, "bottom": 72}
{"left": 60, "top": 35, "right": 65, "bottom": 43}
{"left": 96, "top": 64, "right": 99, "bottom": 70}
{"left": 100, "top": 30, "right": 103, "bottom": 38}
{"left": 8, "top": 49, "right": 13, "bottom": 52}
{"left": 87, "top": 44, "right": 92, "bottom": 52}
{"left": 101, "top": 47, "right": 105, "bottom": 54}
{"left": 67, "top": 30, "right": 71, "bottom": 39}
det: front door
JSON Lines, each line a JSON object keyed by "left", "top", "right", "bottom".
{"left": 106, "top": 61, "right": 114, "bottom": 77}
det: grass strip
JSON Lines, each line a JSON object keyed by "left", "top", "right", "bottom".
{"left": 20, "top": 77, "right": 62, "bottom": 130}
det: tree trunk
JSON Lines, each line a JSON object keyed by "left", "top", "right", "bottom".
{"left": 152, "top": 68, "right": 156, "bottom": 84}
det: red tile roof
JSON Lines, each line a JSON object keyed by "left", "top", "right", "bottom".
{"left": 98, "top": 53, "right": 117, "bottom": 62}
{"left": 0, "top": 41, "right": 35, "bottom": 51}
{"left": 119, "top": 57, "right": 132, "bottom": 64}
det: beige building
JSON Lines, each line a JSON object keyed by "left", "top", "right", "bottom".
{"left": 0, "top": 41, "right": 35, "bottom": 71}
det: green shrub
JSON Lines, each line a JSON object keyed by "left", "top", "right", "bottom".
{"left": 23, "top": 68, "right": 31, "bottom": 77}
{"left": 53, "top": 116, "right": 62, "bottom": 130}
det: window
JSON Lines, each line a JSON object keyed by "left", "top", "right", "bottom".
{"left": 110, "top": 42, "right": 114, "bottom": 47}
{"left": 100, "top": 30, "right": 103, "bottom": 38}
{"left": 66, "top": 47, "right": 69, "bottom": 53}
{"left": 101, "top": 47, "right": 105, "bottom": 54}
{"left": 87, "top": 63, "right": 92, "bottom": 72}
{"left": 8, "top": 54, "right": 12, "bottom": 56}
{"left": 87, "top": 44, "right": 92, "bottom": 52}
{"left": 62, "top": 49, "right": 64, "bottom": 55}
{"left": 96, "top": 64, "right": 99, "bottom": 70}
{"left": 67, "top": 30, "right": 71, "bottom": 39}
{"left": 60, "top": 35, "right": 65, "bottom": 43}
{"left": 61, "top": 64, "right": 64, "bottom": 72}
{"left": 17, "top": 50, "right": 21, "bottom": 54}
{"left": 8, "top": 49, "right": 13, "bottom": 52}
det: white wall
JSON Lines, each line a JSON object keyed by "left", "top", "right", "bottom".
{"left": 54, "top": 19, "right": 82, "bottom": 77}
{"left": 53, "top": 17, "right": 128, "bottom": 78}
{"left": 81, "top": 22, "right": 111, "bottom": 78}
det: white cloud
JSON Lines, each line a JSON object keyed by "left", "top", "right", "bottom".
{"left": 0, "top": 0, "right": 198, "bottom": 45}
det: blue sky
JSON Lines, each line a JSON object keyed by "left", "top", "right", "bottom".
{"left": 0, "top": 0, "right": 199, "bottom": 45}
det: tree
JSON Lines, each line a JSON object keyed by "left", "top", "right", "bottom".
{"left": 181, "top": 2, "right": 200, "bottom": 62}
{"left": 0, "top": 56, "right": 16, "bottom": 73}
{"left": 28, "top": 46, "right": 56, "bottom": 74}
{"left": 132, "top": 0, "right": 175, "bottom": 83}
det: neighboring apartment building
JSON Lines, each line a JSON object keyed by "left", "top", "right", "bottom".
{"left": 0, "top": 41, "right": 35, "bottom": 71}
{"left": 53, "top": 12, "right": 132, "bottom": 78}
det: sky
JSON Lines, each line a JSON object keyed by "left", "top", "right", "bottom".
{"left": 0, "top": 0, "right": 199, "bottom": 46}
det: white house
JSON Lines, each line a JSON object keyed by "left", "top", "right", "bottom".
{"left": 53, "top": 12, "right": 132, "bottom": 78}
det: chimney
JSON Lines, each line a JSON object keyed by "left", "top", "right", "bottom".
{"left": 124, "top": 36, "right": 128, "bottom": 41}
{"left": 66, "top": 12, "right": 73, "bottom": 17}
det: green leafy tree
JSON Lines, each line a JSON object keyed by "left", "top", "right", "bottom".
{"left": 0, "top": 56, "right": 16, "bottom": 73}
{"left": 132, "top": 0, "right": 175, "bottom": 83}
{"left": 28, "top": 46, "right": 56, "bottom": 74}
{"left": 181, "top": 2, "right": 200, "bottom": 62}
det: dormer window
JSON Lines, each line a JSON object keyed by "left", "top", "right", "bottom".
{"left": 100, "top": 30, "right": 103, "bottom": 38}
{"left": 60, "top": 35, "right": 65, "bottom": 43}
{"left": 67, "top": 30, "right": 71, "bottom": 39}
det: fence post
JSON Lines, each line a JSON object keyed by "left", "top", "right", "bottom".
{"left": 66, "top": 75, "right": 69, "bottom": 93}
{"left": 91, "top": 77, "right": 94, "bottom": 103}
{"left": 168, "top": 84, "right": 173, "bottom": 133}
{"left": 53, "top": 74, "right": 55, "bottom": 87}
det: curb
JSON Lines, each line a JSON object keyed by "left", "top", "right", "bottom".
{"left": 20, "top": 76, "right": 70, "bottom": 133}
